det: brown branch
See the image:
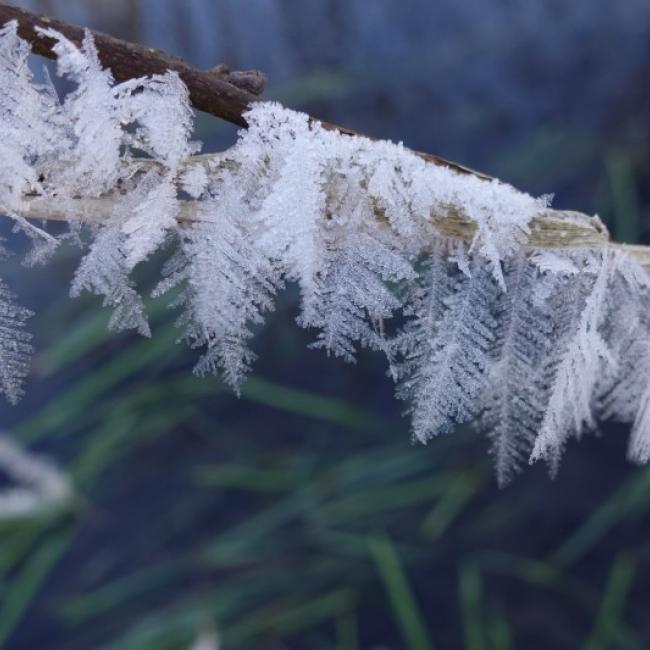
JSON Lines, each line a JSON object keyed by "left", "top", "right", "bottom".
{"left": 0, "top": 2, "right": 258, "bottom": 127}
{"left": 0, "top": 2, "right": 489, "bottom": 180}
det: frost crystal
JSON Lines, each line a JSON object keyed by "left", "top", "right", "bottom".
{"left": 0, "top": 21, "right": 649, "bottom": 482}
{"left": 154, "top": 171, "right": 281, "bottom": 391}
{"left": 0, "top": 280, "right": 33, "bottom": 404}
{"left": 480, "top": 255, "right": 554, "bottom": 485}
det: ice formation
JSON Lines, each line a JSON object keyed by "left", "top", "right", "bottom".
{"left": 1, "top": 21, "right": 648, "bottom": 482}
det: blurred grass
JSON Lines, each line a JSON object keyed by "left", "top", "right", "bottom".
{"left": 368, "top": 534, "right": 433, "bottom": 650}
{"left": 458, "top": 562, "right": 486, "bottom": 650}
{"left": 6, "top": 272, "right": 650, "bottom": 649}
{"left": 585, "top": 553, "right": 636, "bottom": 650}
{"left": 605, "top": 153, "right": 642, "bottom": 245}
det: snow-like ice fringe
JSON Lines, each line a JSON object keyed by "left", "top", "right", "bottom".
{"left": 0, "top": 21, "right": 649, "bottom": 483}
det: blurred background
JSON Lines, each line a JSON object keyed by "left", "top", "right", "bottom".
{"left": 1, "top": 0, "right": 650, "bottom": 648}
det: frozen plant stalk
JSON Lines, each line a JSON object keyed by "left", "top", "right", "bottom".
{"left": 0, "top": 20, "right": 649, "bottom": 483}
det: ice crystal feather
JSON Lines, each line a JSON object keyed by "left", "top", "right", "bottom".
{"left": 396, "top": 253, "right": 501, "bottom": 442}
{"left": 304, "top": 164, "right": 415, "bottom": 360}
{"left": 600, "top": 260, "right": 650, "bottom": 463}
{"left": 605, "top": 337, "right": 650, "bottom": 463}
{"left": 0, "top": 280, "right": 33, "bottom": 404}
{"left": 154, "top": 172, "right": 281, "bottom": 391}
{"left": 530, "top": 254, "right": 614, "bottom": 470}
{"left": 480, "top": 255, "right": 555, "bottom": 485}
{"left": 71, "top": 220, "right": 150, "bottom": 338}
{"left": 2, "top": 22, "right": 650, "bottom": 481}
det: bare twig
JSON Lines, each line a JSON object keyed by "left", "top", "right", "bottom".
{"left": 0, "top": 2, "right": 488, "bottom": 179}
{"left": 0, "top": 3, "right": 257, "bottom": 126}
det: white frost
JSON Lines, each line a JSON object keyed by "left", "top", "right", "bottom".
{"left": 0, "top": 22, "right": 648, "bottom": 481}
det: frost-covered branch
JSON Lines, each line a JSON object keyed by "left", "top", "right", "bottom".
{"left": 1, "top": 16, "right": 650, "bottom": 484}
{"left": 16, "top": 189, "right": 632, "bottom": 254}
{"left": 1, "top": 3, "right": 647, "bottom": 265}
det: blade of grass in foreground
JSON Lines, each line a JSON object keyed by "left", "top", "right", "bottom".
{"left": 35, "top": 294, "right": 172, "bottom": 376}
{"left": 606, "top": 152, "right": 641, "bottom": 245}
{"left": 320, "top": 474, "right": 449, "bottom": 526}
{"left": 485, "top": 602, "right": 512, "bottom": 650}
{"left": 584, "top": 553, "right": 637, "bottom": 650}
{"left": 368, "top": 534, "right": 434, "bottom": 650}
{"left": 17, "top": 326, "right": 181, "bottom": 444}
{"left": 421, "top": 468, "right": 482, "bottom": 540}
{"left": 148, "top": 373, "right": 383, "bottom": 433}
{"left": 223, "top": 588, "right": 357, "bottom": 646}
{"left": 193, "top": 461, "right": 309, "bottom": 493}
{"left": 242, "top": 376, "right": 383, "bottom": 433}
{"left": 458, "top": 562, "right": 486, "bottom": 650}
{"left": 59, "top": 563, "right": 183, "bottom": 625}
{"left": 552, "top": 468, "right": 650, "bottom": 565}
{"left": 0, "top": 528, "right": 72, "bottom": 647}
{"left": 336, "top": 611, "right": 359, "bottom": 650}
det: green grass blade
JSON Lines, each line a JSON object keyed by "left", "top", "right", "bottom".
{"left": 224, "top": 589, "right": 357, "bottom": 646}
{"left": 458, "top": 562, "right": 486, "bottom": 650}
{"left": 336, "top": 611, "right": 359, "bottom": 650}
{"left": 320, "top": 475, "right": 449, "bottom": 526}
{"left": 606, "top": 153, "right": 641, "bottom": 244}
{"left": 193, "top": 462, "right": 307, "bottom": 493}
{"left": 552, "top": 469, "right": 650, "bottom": 565}
{"left": 0, "top": 529, "right": 71, "bottom": 647}
{"left": 584, "top": 553, "right": 636, "bottom": 650}
{"left": 486, "top": 603, "right": 512, "bottom": 650}
{"left": 242, "top": 376, "right": 382, "bottom": 432}
{"left": 368, "top": 534, "right": 433, "bottom": 650}
{"left": 421, "top": 469, "right": 481, "bottom": 540}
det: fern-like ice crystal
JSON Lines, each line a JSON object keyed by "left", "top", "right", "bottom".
{"left": 0, "top": 20, "right": 648, "bottom": 482}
